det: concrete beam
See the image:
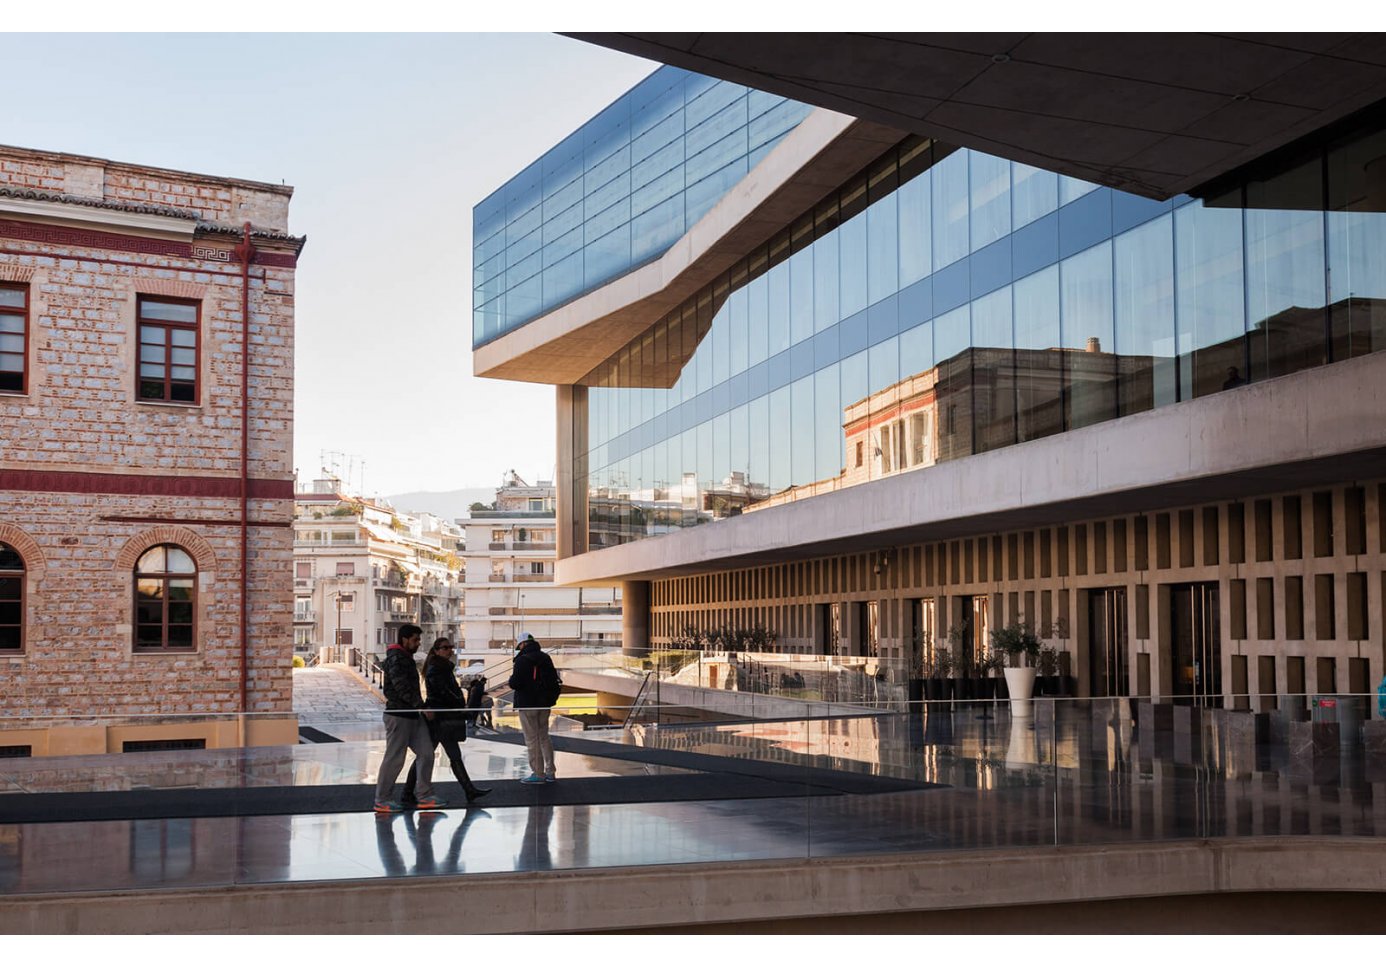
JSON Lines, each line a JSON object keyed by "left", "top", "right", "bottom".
{"left": 3, "top": 837, "right": 1383, "bottom": 933}
{"left": 568, "top": 33, "right": 1386, "bottom": 200}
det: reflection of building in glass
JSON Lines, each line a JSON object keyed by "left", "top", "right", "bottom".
{"left": 462, "top": 472, "right": 621, "bottom": 651}
{"left": 476, "top": 50, "right": 1386, "bottom": 711}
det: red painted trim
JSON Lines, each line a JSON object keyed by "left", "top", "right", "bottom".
{"left": 236, "top": 222, "right": 254, "bottom": 714}
{"left": 0, "top": 469, "right": 292, "bottom": 499}
{"left": 0, "top": 246, "right": 273, "bottom": 280}
{"left": 0, "top": 218, "right": 298, "bottom": 267}
{"left": 99, "top": 515, "right": 291, "bottom": 528}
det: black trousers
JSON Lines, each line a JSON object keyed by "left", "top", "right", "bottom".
{"left": 403, "top": 732, "right": 477, "bottom": 798}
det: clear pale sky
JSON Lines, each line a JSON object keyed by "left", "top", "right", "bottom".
{"left": 0, "top": 33, "right": 654, "bottom": 497}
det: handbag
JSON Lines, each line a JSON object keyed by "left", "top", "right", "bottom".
{"left": 434, "top": 711, "right": 467, "bottom": 744}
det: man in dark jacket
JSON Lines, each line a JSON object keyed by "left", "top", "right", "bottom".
{"left": 508, "top": 632, "right": 559, "bottom": 783}
{"left": 374, "top": 624, "right": 444, "bottom": 813}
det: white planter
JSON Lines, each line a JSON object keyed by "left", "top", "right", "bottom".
{"left": 1004, "top": 667, "right": 1036, "bottom": 717}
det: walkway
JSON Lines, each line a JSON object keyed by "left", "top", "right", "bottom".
{"left": 292, "top": 665, "right": 384, "bottom": 742}
{"left": 3, "top": 701, "right": 1386, "bottom": 931}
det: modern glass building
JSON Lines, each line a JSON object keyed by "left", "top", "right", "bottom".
{"left": 472, "top": 66, "right": 812, "bottom": 347}
{"left": 476, "top": 60, "right": 1386, "bottom": 708}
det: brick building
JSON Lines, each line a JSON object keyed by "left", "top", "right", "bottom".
{"left": 0, "top": 144, "right": 304, "bottom": 754}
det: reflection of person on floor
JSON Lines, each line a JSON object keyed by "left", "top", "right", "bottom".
{"left": 376, "top": 807, "right": 490, "bottom": 877}
{"left": 515, "top": 803, "right": 554, "bottom": 871}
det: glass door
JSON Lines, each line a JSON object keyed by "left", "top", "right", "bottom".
{"left": 1170, "top": 582, "right": 1221, "bottom": 706}
{"left": 1089, "top": 587, "right": 1129, "bottom": 696}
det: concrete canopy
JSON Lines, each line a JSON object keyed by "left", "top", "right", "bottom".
{"left": 565, "top": 33, "right": 1386, "bottom": 200}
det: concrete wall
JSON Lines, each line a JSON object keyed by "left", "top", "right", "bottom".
{"left": 3, "top": 838, "right": 1384, "bottom": 933}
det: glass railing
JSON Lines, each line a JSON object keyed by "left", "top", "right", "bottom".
{"left": 2, "top": 693, "right": 1384, "bottom": 897}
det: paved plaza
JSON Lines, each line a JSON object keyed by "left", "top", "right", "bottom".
{"left": 292, "top": 665, "right": 386, "bottom": 742}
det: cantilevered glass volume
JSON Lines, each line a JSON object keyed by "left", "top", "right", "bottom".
{"left": 472, "top": 66, "right": 813, "bottom": 348}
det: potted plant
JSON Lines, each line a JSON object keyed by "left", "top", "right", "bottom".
{"left": 945, "top": 625, "right": 973, "bottom": 701}
{"left": 1037, "top": 644, "right": 1061, "bottom": 697}
{"left": 983, "top": 649, "right": 1009, "bottom": 701}
{"left": 989, "top": 621, "right": 1041, "bottom": 716}
{"left": 1040, "top": 619, "right": 1071, "bottom": 696}
{"left": 908, "top": 627, "right": 929, "bottom": 706}
{"left": 930, "top": 645, "right": 953, "bottom": 702}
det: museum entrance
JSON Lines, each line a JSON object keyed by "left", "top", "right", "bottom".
{"left": 1088, "top": 587, "right": 1129, "bottom": 697}
{"left": 1170, "top": 582, "right": 1221, "bottom": 707}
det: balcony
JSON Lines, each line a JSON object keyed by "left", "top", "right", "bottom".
{"left": 488, "top": 542, "right": 507, "bottom": 550}
{"left": 293, "top": 610, "right": 316, "bottom": 624}
{"left": 513, "top": 542, "right": 556, "bottom": 551}
{"left": 514, "top": 573, "right": 551, "bottom": 583}
{"left": 385, "top": 611, "right": 415, "bottom": 623}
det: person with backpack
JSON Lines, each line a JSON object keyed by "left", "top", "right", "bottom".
{"left": 508, "top": 632, "right": 561, "bottom": 783}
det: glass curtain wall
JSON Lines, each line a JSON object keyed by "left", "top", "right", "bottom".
{"left": 582, "top": 118, "right": 1386, "bottom": 550}
{"left": 473, "top": 66, "right": 813, "bottom": 348}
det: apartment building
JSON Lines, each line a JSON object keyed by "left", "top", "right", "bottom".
{"left": 293, "top": 476, "right": 463, "bottom": 660}
{"left": 459, "top": 471, "right": 620, "bottom": 652}
{"left": 0, "top": 144, "right": 303, "bottom": 754}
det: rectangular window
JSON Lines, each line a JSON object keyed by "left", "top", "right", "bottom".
{"left": 0, "top": 284, "right": 28, "bottom": 394}
{"left": 335, "top": 562, "right": 355, "bottom": 576}
{"left": 295, "top": 562, "right": 311, "bottom": 579}
{"left": 336, "top": 628, "right": 353, "bottom": 645}
{"left": 530, "top": 561, "right": 545, "bottom": 575}
{"left": 137, "top": 296, "right": 199, "bottom": 403}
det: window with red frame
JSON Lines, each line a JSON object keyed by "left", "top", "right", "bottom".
{"left": 134, "top": 544, "right": 196, "bottom": 652}
{"left": 0, "top": 542, "right": 23, "bottom": 653}
{"left": 137, "top": 297, "right": 199, "bottom": 403}
{"left": 0, "top": 285, "right": 28, "bottom": 394}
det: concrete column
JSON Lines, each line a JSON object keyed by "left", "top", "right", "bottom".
{"left": 555, "top": 385, "right": 588, "bottom": 561}
{"left": 622, "top": 580, "right": 651, "bottom": 656}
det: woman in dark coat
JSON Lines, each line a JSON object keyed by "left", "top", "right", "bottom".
{"left": 403, "top": 638, "right": 490, "bottom": 803}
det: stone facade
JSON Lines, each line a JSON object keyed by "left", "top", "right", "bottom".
{"left": 0, "top": 145, "right": 303, "bottom": 753}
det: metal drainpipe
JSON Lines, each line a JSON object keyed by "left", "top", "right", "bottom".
{"left": 234, "top": 222, "right": 256, "bottom": 714}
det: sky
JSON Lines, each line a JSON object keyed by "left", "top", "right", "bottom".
{"left": 0, "top": 32, "right": 655, "bottom": 498}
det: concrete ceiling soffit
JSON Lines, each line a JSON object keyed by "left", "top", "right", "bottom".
{"left": 565, "top": 32, "right": 1386, "bottom": 200}
{"left": 472, "top": 113, "right": 905, "bottom": 385}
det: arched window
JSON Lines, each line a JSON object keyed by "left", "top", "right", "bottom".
{"left": 134, "top": 544, "right": 196, "bottom": 652}
{"left": 0, "top": 541, "right": 22, "bottom": 653}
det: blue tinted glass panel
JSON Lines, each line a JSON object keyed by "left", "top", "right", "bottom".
{"left": 474, "top": 65, "right": 811, "bottom": 348}
{"left": 581, "top": 123, "right": 1386, "bottom": 550}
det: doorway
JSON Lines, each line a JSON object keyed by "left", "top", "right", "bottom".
{"left": 955, "top": 595, "right": 988, "bottom": 673}
{"left": 1170, "top": 582, "right": 1221, "bottom": 706}
{"left": 1088, "top": 587, "right": 1129, "bottom": 697}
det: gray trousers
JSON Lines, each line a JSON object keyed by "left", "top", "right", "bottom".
{"left": 518, "top": 708, "right": 555, "bottom": 778}
{"left": 376, "top": 712, "right": 435, "bottom": 802}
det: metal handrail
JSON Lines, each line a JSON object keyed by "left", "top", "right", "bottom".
{"left": 623, "top": 671, "right": 656, "bottom": 729}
